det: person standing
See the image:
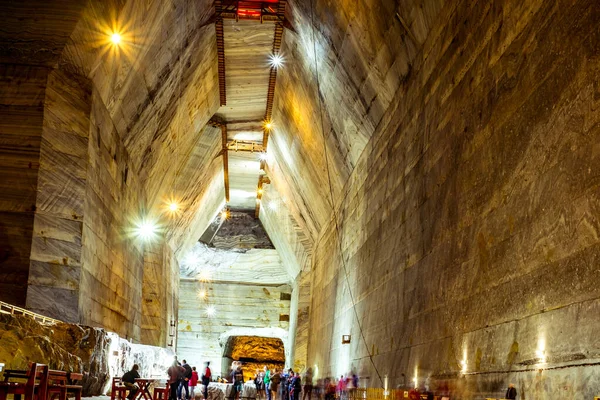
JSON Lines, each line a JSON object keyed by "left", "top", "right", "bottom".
{"left": 122, "top": 364, "right": 141, "bottom": 400}
{"left": 189, "top": 367, "right": 199, "bottom": 399}
{"left": 290, "top": 373, "right": 302, "bottom": 400}
{"left": 264, "top": 366, "right": 272, "bottom": 400}
{"left": 505, "top": 383, "right": 517, "bottom": 399}
{"left": 201, "top": 362, "right": 212, "bottom": 400}
{"left": 179, "top": 360, "right": 193, "bottom": 400}
{"left": 270, "top": 369, "right": 281, "bottom": 400}
{"left": 230, "top": 365, "right": 244, "bottom": 400}
{"left": 302, "top": 368, "right": 313, "bottom": 400}
{"left": 168, "top": 360, "right": 185, "bottom": 400}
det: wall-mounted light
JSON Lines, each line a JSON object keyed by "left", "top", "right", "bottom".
{"left": 342, "top": 335, "right": 351, "bottom": 344}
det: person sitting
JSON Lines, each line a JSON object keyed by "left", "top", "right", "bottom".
{"left": 122, "top": 364, "right": 141, "bottom": 400}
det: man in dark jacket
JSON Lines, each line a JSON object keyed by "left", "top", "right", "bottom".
{"left": 178, "top": 360, "right": 193, "bottom": 400}
{"left": 122, "top": 364, "right": 141, "bottom": 400}
{"left": 505, "top": 383, "right": 517, "bottom": 399}
{"left": 290, "top": 373, "right": 302, "bottom": 400}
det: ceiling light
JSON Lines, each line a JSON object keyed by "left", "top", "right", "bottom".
{"left": 205, "top": 306, "right": 216, "bottom": 317}
{"left": 168, "top": 201, "right": 179, "bottom": 212}
{"left": 263, "top": 120, "right": 274, "bottom": 131}
{"left": 197, "top": 290, "right": 207, "bottom": 299}
{"left": 221, "top": 209, "right": 229, "bottom": 220}
{"left": 268, "top": 201, "right": 278, "bottom": 211}
{"left": 269, "top": 53, "right": 284, "bottom": 68}
{"left": 134, "top": 219, "right": 158, "bottom": 242}
{"left": 259, "top": 152, "right": 269, "bottom": 161}
{"left": 111, "top": 33, "right": 122, "bottom": 45}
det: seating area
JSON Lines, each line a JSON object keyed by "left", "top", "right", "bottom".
{"left": 110, "top": 377, "right": 170, "bottom": 400}
{"left": 0, "top": 363, "right": 82, "bottom": 400}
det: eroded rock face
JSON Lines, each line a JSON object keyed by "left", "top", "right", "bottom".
{"left": 0, "top": 314, "right": 175, "bottom": 396}
{"left": 0, "top": 314, "right": 109, "bottom": 395}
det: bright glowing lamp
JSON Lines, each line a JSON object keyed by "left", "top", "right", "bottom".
{"left": 134, "top": 219, "right": 158, "bottom": 241}
{"left": 205, "top": 306, "right": 216, "bottom": 317}
{"left": 259, "top": 152, "right": 269, "bottom": 161}
{"left": 111, "top": 33, "right": 122, "bottom": 45}
{"left": 263, "top": 120, "right": 274, "bottom": 130}
{"left": 269, "top": 53, "right": 284, "bottom": 68}
{"left": 268, "top": 201, "right": 278, "bottom": 211}
{"left": 221, "top": 209, "right": 229, "bottom": 220}
{"left": 168, "top": 201, "right": 179, "bottom": 212}
{"left": 197, "top": 290, "right": 207, "bottom": 299}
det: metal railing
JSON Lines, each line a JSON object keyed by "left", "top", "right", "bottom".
{"left": 0, "top": 301, "right": 60, "bottom": 325}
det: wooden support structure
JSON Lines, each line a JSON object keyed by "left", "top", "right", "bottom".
{"left": 215, "top": 0, "right": 227, "bottom": 106}
{"left": 227, "top": 140, "right": 265, "bottom": 153}
{"left": 209, "top": 117, "right": 230, "bottom": 203}
{"left": 256, "top": 0, "right": 286, "bottom": 218}
{"left": 255, "top": 175, "right": 271, "bottom": 218}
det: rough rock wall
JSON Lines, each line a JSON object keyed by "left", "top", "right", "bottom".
{"left": 0, "top": 0, "right": 218, "bottom": 339}
{"left": 142, "top": 244, "right": 179, "bottom": 347}
{"left": 0, "top": 314, "right": 110, "bottom": 396}
{"left": 305, "top": 0, "right": 600, "bottom": 399}
{"left": 0, "top": 66, "right": 48, "bottom": 306}
{"left": 26, "top": 68, "right": 91, "bottom": 323}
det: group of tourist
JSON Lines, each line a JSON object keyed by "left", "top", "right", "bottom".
{"left": 121, "top": 359, "right": 518, "bottom": 400}
{"left": 167, "top": 357, "right": 212, "bottom": 400}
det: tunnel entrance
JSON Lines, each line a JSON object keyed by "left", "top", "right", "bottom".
{"left": 222, "top": 336, "right": 285, "bottom": 381}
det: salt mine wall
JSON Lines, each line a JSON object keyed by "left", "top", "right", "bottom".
{"left": 301, "top": 0, "right": 600, "bottom": 399}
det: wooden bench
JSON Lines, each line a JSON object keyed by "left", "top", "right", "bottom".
{"left": 152, "top": 382, "right": 170, "bottom": 400}
{"left": 0, "top": 363, "right": 49, "bottom": 400}
{"left": 111, "top": 377, "right": 129, "bottom": 400}
{"left": 47, "top": 371, "right": 83, "bottom": 400}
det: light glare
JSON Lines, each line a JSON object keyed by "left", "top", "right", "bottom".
{"left": 111, "top": 33, "right": 121, "bottom": 44}
{"left": 269, "top": 53, "right": 284, "bottom": 68}
{"left": 134, "top": 219, "right": 158, "bottom": 241}
{"left": 205, "top": 306, "right": 216, "bottom": 317}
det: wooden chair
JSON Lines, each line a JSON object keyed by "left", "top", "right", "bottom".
{"left": 153, "top": 382, "right": 170, "bottom": 400}
{"left": 65, "top": 373, "right": 83, "bottom": 400}
{"left": 111, "top": 377, "right": 128, "bottom": 400}
{"left": 0, "top": 363, "right": 49, "bottom": 400}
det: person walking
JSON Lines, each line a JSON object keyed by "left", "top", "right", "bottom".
{"left": 168, "top": 360, "right": 186, "bottom": 400}
{"left": 302, "top": 368, "right": 313, "bottom": 400}
{"left": 122, "top": 364, "right": 141, "bottom": 400}
{"left": 201, "top": 362, "right": 212, "bottom": 400}
{"left": 505, "top": 383, "right": 517, "bottom": 399}
{"left": 189, "top": 367, "right": 199, "bottom": 399}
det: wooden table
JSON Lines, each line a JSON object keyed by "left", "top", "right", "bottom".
{"left": 134, "top": 379, "right": 157, "bottom": 400}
